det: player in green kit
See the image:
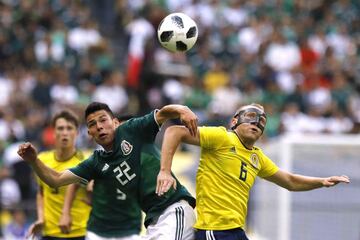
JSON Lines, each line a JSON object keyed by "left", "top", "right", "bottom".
{"left": 117, "top": 115, "right": 195, "bottom": 230}
{"left": 18, "top": 102, "right": 197, "bottom": 240}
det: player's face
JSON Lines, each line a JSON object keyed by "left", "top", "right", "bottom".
{"left": 86, "top": 110, "right": 118, "bottom": 151}
{"left": 54, "top": 118, "right": 78, "bottom": 149}
{"left": 235, "top": 120, "right": 263, "bottom": 144}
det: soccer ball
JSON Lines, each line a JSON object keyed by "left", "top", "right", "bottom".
{"left": 157, "top": 13, "right": 198, "bottom": 52}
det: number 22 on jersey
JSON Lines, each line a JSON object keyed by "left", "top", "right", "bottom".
{"left": 113, "top": 161, "right": 136, "bottom": 200}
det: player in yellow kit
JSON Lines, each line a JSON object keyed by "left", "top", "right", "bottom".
{"left": 156, "top": 103, "right": 350, "bottom": 240}
{"left": 28, "top": 110, "right": 91, "bottom": 240}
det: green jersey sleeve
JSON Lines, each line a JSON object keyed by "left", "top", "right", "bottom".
{"left": 120, "top": 111, "right": 160, "bottom": 142}
{"left": 69, "top": 155, "right": 97, "bottom": 184}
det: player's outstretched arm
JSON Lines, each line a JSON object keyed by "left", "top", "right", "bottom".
{"left": 17, "top": 142, "right": 80, "bottom": 188}
{"left": 156, "top": 126, "right": 200, "bottom": 196}
{"left": 265, "top": 169, "right": 350, "bottom": 191}
{"left": 155, "top": 105, "right": 198, "bottom": 136}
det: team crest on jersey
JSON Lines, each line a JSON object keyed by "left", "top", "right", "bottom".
{"left": 250, "top": 153, "right": 259, "bottom": 168}
{"left": 121, "top": 140, "right": 133, "bottom": 155}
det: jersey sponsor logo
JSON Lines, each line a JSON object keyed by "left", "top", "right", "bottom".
{"left": 250, "top": 153, "right": 259, "bottom": 168}
{"left": 102, "top": 163, "right": 110, "bottom": 172}
{"left": 121, "top": 140, "right": 133, "bottom": 155}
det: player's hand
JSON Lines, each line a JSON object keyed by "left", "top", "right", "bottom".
{"left": 156, "top": 170, "right": 177, "bottom": 196}
{"left": 59, "top": 213, "right": 72, "bottom": 234}
{"left": 179, "top": 106, "right": 198, "bottom": 137}
{"left": 323, "top": 175, "right": 350, "bottom": 187}
{"left": 86, "top": 180, "right": 94, "bottom": 193}
{"left": 26, "top": 219, "right": 43, "bottom": 239}
{"left": 17, "top": 142, "right": 38, "bottom": 163}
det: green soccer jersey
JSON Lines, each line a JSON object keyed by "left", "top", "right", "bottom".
{"left": 140, "top": 144, "right": 195, "bottom": 227}
{"left": 69, "top": 111, "right": 195, "bottom": 237}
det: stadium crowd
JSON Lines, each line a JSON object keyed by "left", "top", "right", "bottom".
{"left": 0, "top": 0, "right": 358, "bottom": 238}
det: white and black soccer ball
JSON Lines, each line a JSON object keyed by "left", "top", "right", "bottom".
{"left": 157, "top": 13, "right": 198, "bottom": 52}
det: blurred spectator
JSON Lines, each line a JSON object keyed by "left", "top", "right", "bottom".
{"left": 68, "top": 19, "right": 102, "bottom": 54}
{"left": 0, "top": 167, "right": 21, "bottom": 208}
{"left": 92, "top": 70, "right": 129, "bottom": 115}
{"left": 182, "top": 75, "right": 212, "bottom": 123}
{"left": 2, "top": 141, "right": 34, "bottom": 201}
{"left": 326, "top": 107, "right": 353, "bottom": 134}
{"left": 263, "top": 103, "right": 281, "bottom": 138}
{"left": 203, "top": 60, "right": 230, "bottom": 93}
{"left": 2, "top": 208, "right": 30, "bottom": 240}
{"left": 305, "top": 71, "right": 332, "bottom": 115}
{"left": 331, "top": 71, "right": 353, "bottom": 110}
{"left": 264, "top": 31, "right": 301, "bottom": 93}
{"left": 31, "top": 69, "right": 53, "bottom": 109}
{"left": 0, "top": 74, "right": 14, "bottom": 107}
{"left": 302, "top": 107, "right": 328, "bottom": 133}
{"left": 281, "top": 102, "right": 308, "bottom": 134}
{"left": 49, "top": 67, "right": 79, "bottom": 107}
{"left": 0, "top": 109, "right": 25, "bottom": 142}
{"left": 162, "top": 77, "right": 186, "bottom": 104}
{"left": 125, "top": 12, "right": 154, "bottom": 89}
{"left": 209, "top": 80, "right": 243, "bottom": 117}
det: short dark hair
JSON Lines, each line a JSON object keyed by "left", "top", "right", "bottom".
{"left": 117, "top": 114, "right": 134, "bottom": 123}
{"left": 85, "top": 102, "right": 114, "bottom": 120}
{"left": 52, "top": 110, "right": 79, "bottom": 128}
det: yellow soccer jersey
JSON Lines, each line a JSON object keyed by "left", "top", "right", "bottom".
{"left": 37, "top": 150, "right": 91, "bottom": 237}
{"left": 195, "top": 126, "right": 279, "bottom": 230}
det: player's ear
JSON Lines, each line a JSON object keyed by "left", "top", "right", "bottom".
{"left": 113, "top": 118, "right": 120, "bottom": 127}
{"left": 87, "top": 130, "right": 93, "bottom": 139}
{"left": 230, "top": 118, "right": 238, "bottom": 129}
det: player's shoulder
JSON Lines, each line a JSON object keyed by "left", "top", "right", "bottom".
{"left": 74, "top": 149, "right": 92, "bottom": 161}
{"left": 253, "top": 145, "right": 261, "bottom": 151}
{"left": 91, "top": 148, "right": 111, "bottom": 162}
{"left": 38, "top": 150, "right": 54, "bottom": 162}
{"left": 251, "top": 144, "right": 265, "bottom": 152}
{"left": 199, "top": 126, "right": 227, "bottom": 134}
{"left": 123, "top": 111, "right": 155, "bottom": 126}
{"left": 252, "top": 145, "right": 268, "bottom": 159}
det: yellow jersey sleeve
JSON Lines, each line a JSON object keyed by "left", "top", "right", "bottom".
{"left": 199, "top": 126, "right": 230, "bottom": 149}
{"left": 257, "top": 149, "right": 279, "bottom": 178}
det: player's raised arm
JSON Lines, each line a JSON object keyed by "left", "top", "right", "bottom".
{"left": 265, "top": 169, "right": 350, "bottom": 191}
{"left": 155, "top": 105, "right": 198, "bottom": 137}
{"left": 156, "top": 126, "right": 200, "bottom": 196}
{"left": 17, "top": 142, "right": 81, "bottom": 188}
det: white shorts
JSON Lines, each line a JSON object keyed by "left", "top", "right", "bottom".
{"left": 86, "top": 231, "right": 140, "bottom": 240}
{"left": 142, "top": 200, "right": 196, "bottom": 240}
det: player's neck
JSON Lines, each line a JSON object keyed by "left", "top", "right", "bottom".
{"left": 55, "top": 147, "right": 77, "bottom": 161}
{"left": 102, "top": 142, "right": 114, "bottom": 152}
{"left": 233, "top": 130, "right": 254, "bottom": 150}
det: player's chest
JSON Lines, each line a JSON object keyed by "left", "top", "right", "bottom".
{"left": 47, "top": 159, "right": 80, "bottom": 172}
{"left": 215, "top": 147, "right": 261, "bottom": 185}
{"left": 97, "top": 143, "right": 141, "bottom": 187}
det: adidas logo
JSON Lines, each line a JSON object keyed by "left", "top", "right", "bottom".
{"left": 102, "top": 163, "right": 110, "bottom": 172}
